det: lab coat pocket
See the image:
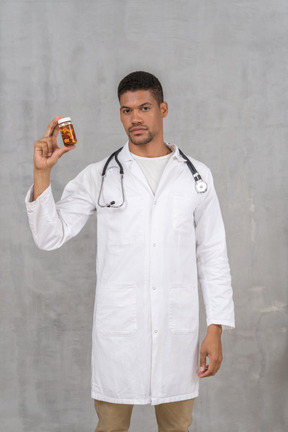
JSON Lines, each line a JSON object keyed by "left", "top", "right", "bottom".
{"left": 95, "top": 283, "right": 137, "bottom": 336}
{"left": 169, "top": 284, "right": 198, "bottom": 334}
{"left": 172, "top": 195, "right": 196, "bottom": 234}
{"left": 105, "top": 197, "right": 144, "bottom": 245}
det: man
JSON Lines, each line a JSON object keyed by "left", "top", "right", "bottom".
{"left": 26, "top": 71, "right": 235, "bottom": 431}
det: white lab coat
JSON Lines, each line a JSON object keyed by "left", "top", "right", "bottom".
{"left": 25, "top": 142, "right": 235, "bottom": 405}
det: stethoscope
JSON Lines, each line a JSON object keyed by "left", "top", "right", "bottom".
{"left": 98, "top": 146, "right": 208, "bottom": 208}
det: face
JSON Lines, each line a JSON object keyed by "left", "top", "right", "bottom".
{"left": 119, "top": 90, "right": 168, "bottom": 146}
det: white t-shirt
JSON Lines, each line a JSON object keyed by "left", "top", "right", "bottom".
{"left": 131, "top": 151, "right": 173, "bottom": 194}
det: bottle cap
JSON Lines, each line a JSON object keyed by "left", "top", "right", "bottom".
{"left": 58, "top": 117, "right": 72, "bottom": 125}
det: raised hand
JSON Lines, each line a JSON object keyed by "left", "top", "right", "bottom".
{"left": 34, "top": 116, "right": 75, "bottom": 171}
{"left": 33, "top": 116, "right": 76, "bottom": 200}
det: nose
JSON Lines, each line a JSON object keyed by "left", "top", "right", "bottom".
{"left": 131, "top": 109, "right": 142, "bottom": 125}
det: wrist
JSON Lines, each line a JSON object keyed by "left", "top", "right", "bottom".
{"left": 33, "top": 168, "right": 51, "bottom": 201}
{"left": 34, "top": 166, "right": 51, "bottom": 175}
{"left": 33, "top": 167, "right": 52, "bottom": 184}
{"left": 207, "top": 324, "right": 222, "bottom": 335}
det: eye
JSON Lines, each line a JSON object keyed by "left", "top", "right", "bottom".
{"left": 141, "top": 106, "right": 150, "bottom": 111}
{"left": 122, "top": 109, "right": 131, "bottom": 114}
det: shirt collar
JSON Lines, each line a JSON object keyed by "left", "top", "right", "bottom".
{"left": 117, "top": 141, "right": 186, "bottom": 164}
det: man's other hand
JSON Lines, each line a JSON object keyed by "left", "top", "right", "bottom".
{"left": 197, "top": 324, "right": 223, "bottom": 378}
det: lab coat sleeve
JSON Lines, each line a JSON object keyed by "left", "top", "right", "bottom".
{"left": 25, "top": 166, "right": 97, "bottom": 251}
{"left": 194, "top": 168, "right": 235, "bottom": 330}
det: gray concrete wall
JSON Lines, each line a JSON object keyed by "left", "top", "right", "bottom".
{"left": 1, "top": 0, "right": 287, "bottom": 431}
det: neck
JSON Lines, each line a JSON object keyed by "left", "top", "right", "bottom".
{"left": 129, "top": 140, "right": 171, "bottom": 158}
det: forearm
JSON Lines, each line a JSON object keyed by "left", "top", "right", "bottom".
{"left": 33, "top": 168, "right": 51, "bottom": 200}
{"left": 26, "top": 165, "right": 97, "bottom": 251}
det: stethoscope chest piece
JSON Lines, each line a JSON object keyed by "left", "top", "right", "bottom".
{"left": 195, "top": 179, "right": 208, "bottom": 193}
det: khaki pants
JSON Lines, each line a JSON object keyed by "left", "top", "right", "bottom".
{"left": 94, "top": 398, "right": 194, "bottom": 432}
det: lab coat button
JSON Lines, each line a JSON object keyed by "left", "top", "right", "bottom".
{"left": 152, "top": 286, "right": 156, "bottom": 290}
{"left": 154, "top": 330, "right": 158, "bottom": 334}
{"left": 153, "top": 243, "right": 156, "bottom": 247}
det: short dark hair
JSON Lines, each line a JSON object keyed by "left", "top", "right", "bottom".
{"left": 118, "top": 71, "right": 164, "bottom": 105}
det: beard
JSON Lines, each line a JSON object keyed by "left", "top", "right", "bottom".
{"left": 128, "top": 130, "right": 154, "bottom": 146}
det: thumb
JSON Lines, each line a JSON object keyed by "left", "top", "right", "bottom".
{"left": 199, "top": 350, "right": 207, "bottom": 373}
{"left": 57, "top": 144, "right": 76, "bottom": 158}
{"left": 47, "top": 145, "right": 75, "bottom": 167}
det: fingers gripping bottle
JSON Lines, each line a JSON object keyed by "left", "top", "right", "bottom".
{"left": 58, "top": 117, "right": 77, "bottom": 146}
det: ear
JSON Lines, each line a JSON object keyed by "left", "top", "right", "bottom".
{"left": 160, "top": 101, "right": 168, "bottom": 118}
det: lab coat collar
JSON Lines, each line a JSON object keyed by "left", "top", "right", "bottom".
{"left": 116, "top": 141, "right": 187, "bottom": 166}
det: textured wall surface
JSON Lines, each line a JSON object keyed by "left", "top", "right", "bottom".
{"left": 1, "top": 1, "right": 288, "bottom": 431}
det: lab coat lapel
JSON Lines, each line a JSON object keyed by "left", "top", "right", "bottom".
{"left": 153, "top": 151, "right": 177, "bottom": 199}
{"left": 119, "top": 142, "right": 155, "bottom": 198}
{"left": 152, "top": 143, "right": 186, "bottom": 199}
{"left": 129, "top": 159, "right": 155, "bottom": 198}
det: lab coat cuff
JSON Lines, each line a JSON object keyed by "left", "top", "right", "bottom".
{"left": 25, "top": 184, "right": 52, "bottom": 212}
{"left": 206, "top": 319, "right": 235, "bottom": 330}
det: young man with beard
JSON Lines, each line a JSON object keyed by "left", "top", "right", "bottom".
{"left": 26, "top": 71, "right": 235, "bottom": 431}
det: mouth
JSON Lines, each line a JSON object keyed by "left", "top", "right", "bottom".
{"left": 129, "top": 127, "right": 147, "bottom": 134}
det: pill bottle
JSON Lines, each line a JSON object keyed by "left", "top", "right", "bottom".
{"left": 58, "top": 117, "right": 77, "bottom": 146}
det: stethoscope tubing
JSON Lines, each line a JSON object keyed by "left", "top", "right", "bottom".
{"left": 178, "top": 149, "right": 208, "bottom": 193}
{"left": 98, "top": 146, "right": 207, "bottom": 208}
